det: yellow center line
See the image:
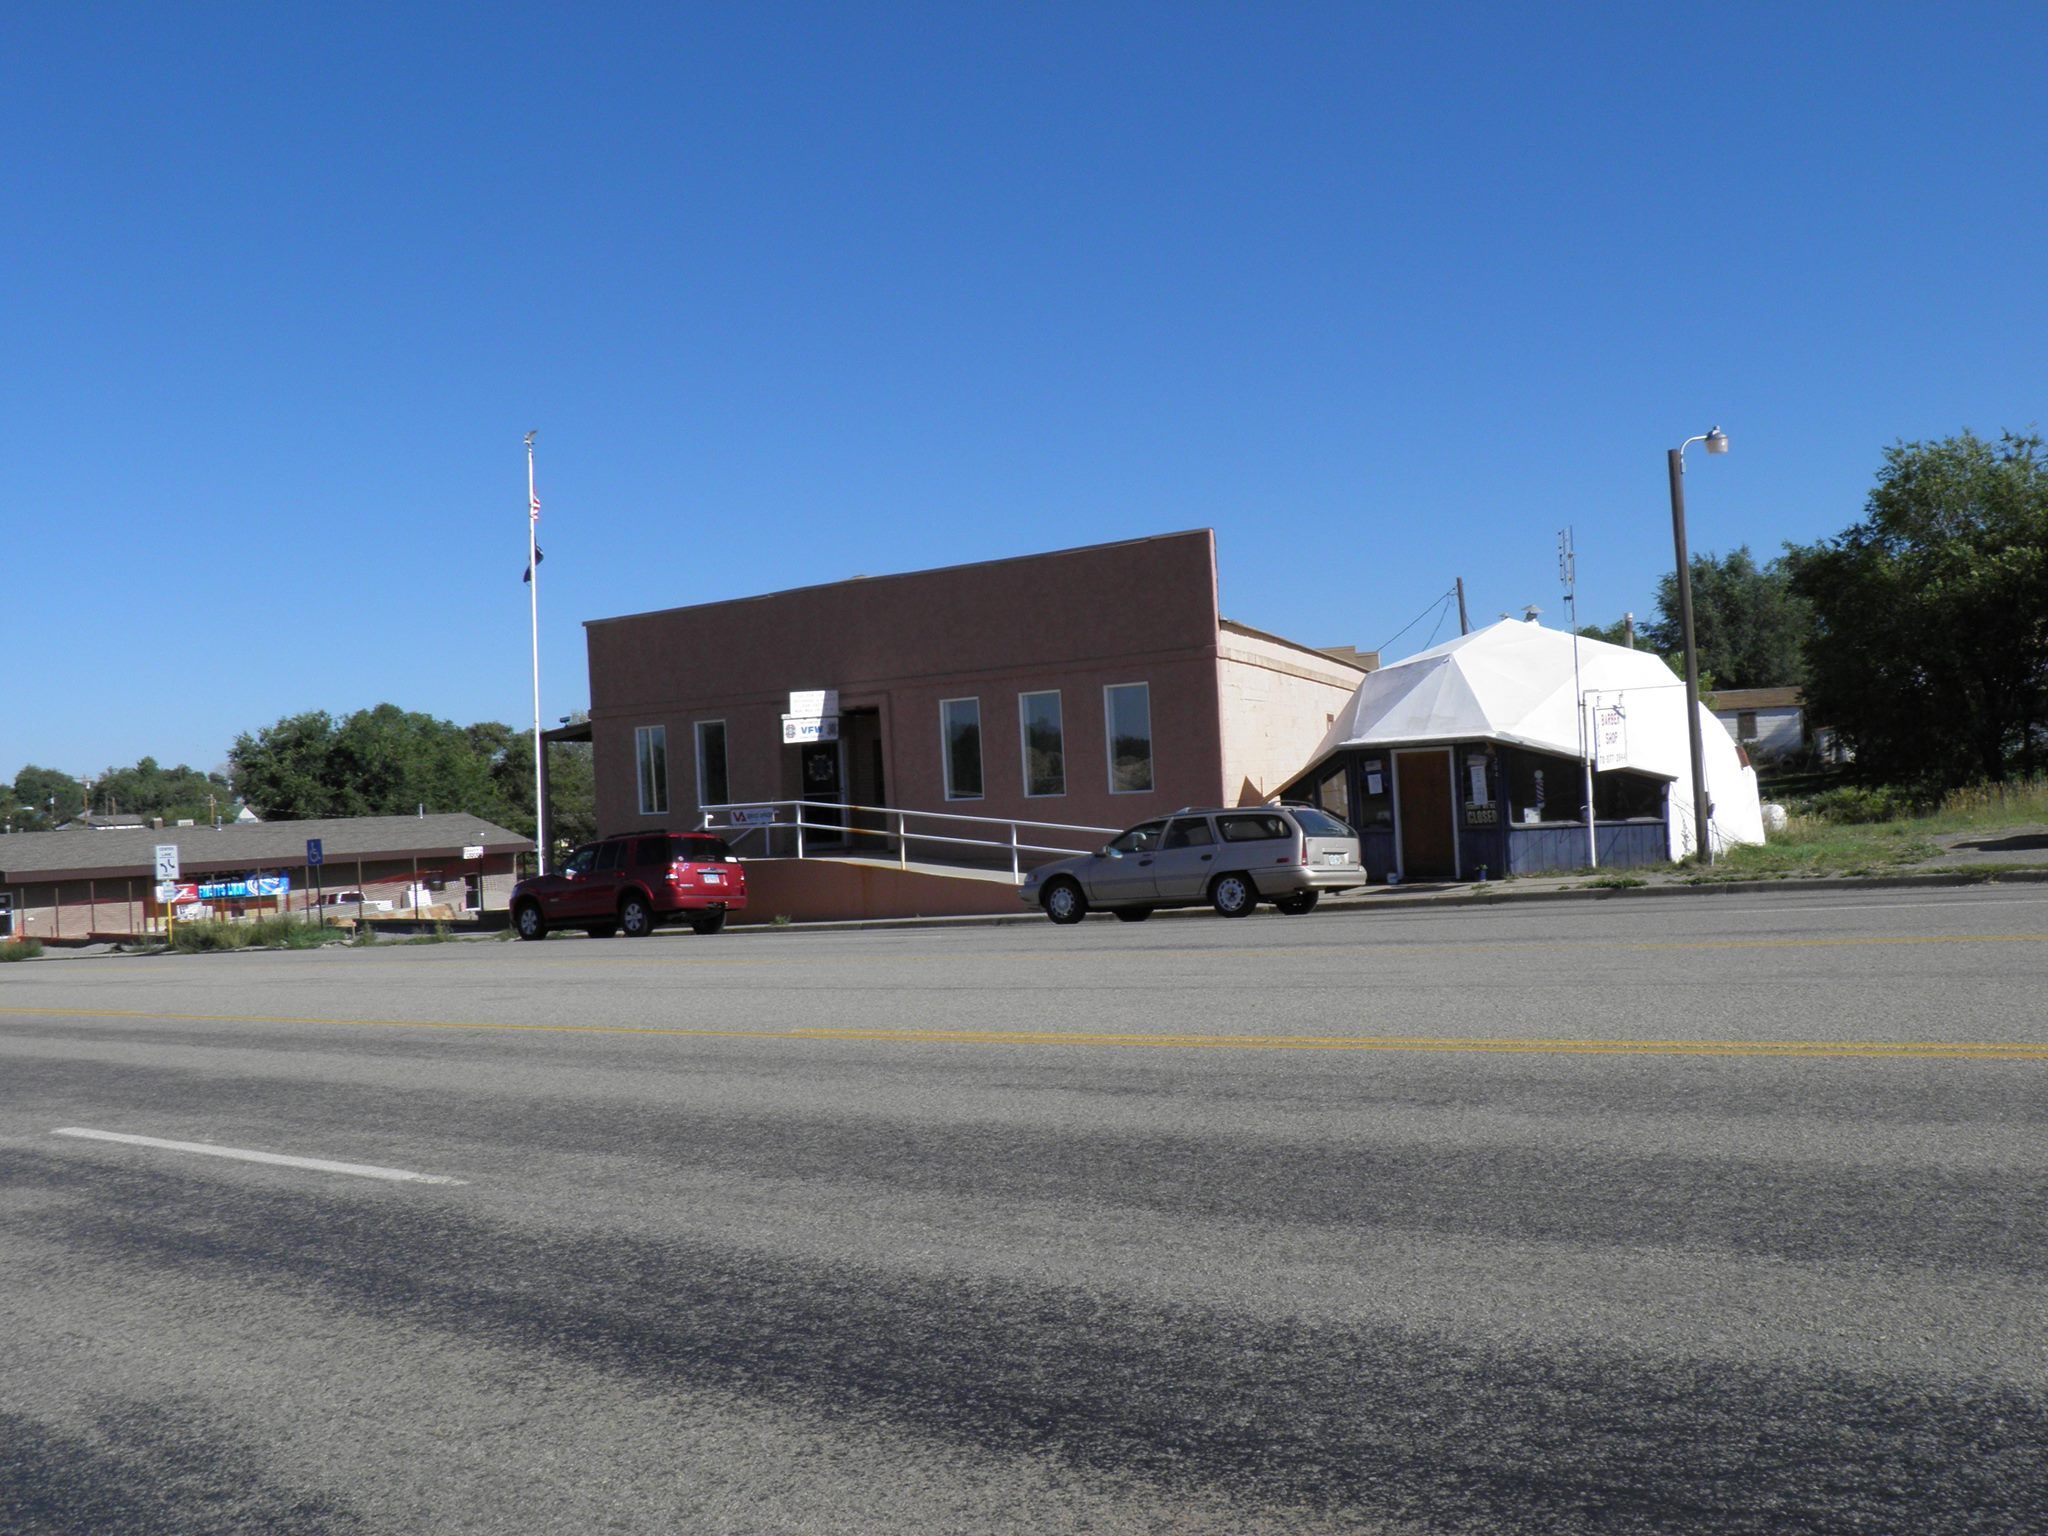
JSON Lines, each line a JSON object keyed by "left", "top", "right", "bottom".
{"left": 0, "top": 1005, "right": 2041, "bottom": 1060}
{"left": 356, "top": 931, "right": 2048, "bottom": 969}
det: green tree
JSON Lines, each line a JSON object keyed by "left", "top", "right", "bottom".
{"left": 1575, "top": 617, "right": 1637, "bottom": 647}
{"left": 92, "top": 757, "right": 232, "bottom": 823}
{"left": 227, "top": 704, "right": 594, "bottom": 846}
{"left": 1785, "top": 431, "right": 2048, "bottom": 785}
{"left": 9, "top": 765, "right": 82, "bottom": 830}
{"left": 1641, "top": 546, "right": 1813, "bottom": 689}
{"left": 486, "top": 730, "right": 598, "bottom": 856}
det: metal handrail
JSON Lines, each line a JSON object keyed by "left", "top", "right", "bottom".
{"left": 697, "top": 798, "right": 1120, "bottom": 881}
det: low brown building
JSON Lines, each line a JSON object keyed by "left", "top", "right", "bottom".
{"left": 577, "top": 531, "right": 1372, "bottom": 912}
{"left": 0, "top": 814, "right": 532, "bottom": 941}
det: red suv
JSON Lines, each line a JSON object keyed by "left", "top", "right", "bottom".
{"left": 511, "top": 832, "right": 747, "bottom": 940}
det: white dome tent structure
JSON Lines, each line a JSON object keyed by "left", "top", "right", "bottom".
{"left": 1281, "top": 618, "right": 1764, "bottom": 881}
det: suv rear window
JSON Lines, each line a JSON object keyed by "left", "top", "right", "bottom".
{"left": 627, "top": 834, "right": 736, "bottom": 866}
{"left": 1216, "top": 813, "right": 1292, "bottom": 843}
{"left": 1289, "top": 807, "right": 1355, "bottom": 837}
{"left": 673, "top": 834, "right": 735, "bottom": 864}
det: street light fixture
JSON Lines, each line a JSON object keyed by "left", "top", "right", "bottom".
{"left": 1668, "top": 426, "right": 1728, "bottom": 862}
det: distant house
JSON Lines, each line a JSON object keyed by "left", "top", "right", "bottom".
{"left": 58, "top": 811, "right": 154, "bottom": 831}
{"left": 1708, "top": 687, "right": 1847, "bottom": 765}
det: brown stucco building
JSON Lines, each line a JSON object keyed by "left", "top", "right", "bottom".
{"left": 580, "top": 532, "right": 1371, "bottom": 887}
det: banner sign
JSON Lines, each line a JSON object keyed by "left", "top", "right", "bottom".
{"left": 727, "top": 807, "right": 778, "bottom": 825}
{"left": 177, "top": 875, "right": 291, "bottom": 902}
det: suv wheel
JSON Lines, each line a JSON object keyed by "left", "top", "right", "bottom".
{"left": 1043, "top": 878, "right": 1087, "bottom": 925}
{"left": 1274, "top": 891, "right": 1320, "bottom": 915}
{"left": 514, "top": 902, "right": 547, "bottom": 941}
{"left": 618, "top": 894, "right": 655, "bottom": 938}
{"left": 690, "top": 910, "right": 726, "bottom": 935}
{"left": 1210, "top": 873, "right": 1257, "bottom": 918}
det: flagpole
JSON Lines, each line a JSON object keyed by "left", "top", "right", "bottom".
{"left": 525, "top": 430, "right": 546, "bottom": 876}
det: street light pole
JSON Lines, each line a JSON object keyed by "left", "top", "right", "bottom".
{"left": 1668, "top": 426, "right": 1728, "bottom": 863}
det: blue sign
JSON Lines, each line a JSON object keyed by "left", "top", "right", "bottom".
{"left": 197, "top": 875, "right": 291, "bottom": 900}
{"left": 305, "top": 838, "right": 324, "bottom": 867}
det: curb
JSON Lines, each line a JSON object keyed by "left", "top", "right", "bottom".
{"left": 722, "top": 864, "right": 2048, "bottom": 935}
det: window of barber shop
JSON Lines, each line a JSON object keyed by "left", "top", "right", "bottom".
{"left": 1354, "top": 758, "right": 1393, "bottom": 828}
{"left": 1593, "top": 769, "right": 1666, "bottom": 822}
{"left": 1504, "top": 749, "right": 1585, "bottom": 825}
{"left": 1311, "top": 764, "right": 1349, "bottom": 823}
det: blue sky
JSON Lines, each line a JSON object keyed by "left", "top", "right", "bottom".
{"left": 5, "top": 2, "right": 2043, "bottom": 783}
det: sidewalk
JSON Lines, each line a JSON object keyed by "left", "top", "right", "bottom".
{"left": 729, "top": 857, "right": 2048, "bottom": 935}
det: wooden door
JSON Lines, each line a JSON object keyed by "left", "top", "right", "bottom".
{"left": 1395, "top": 751, "right": 1456, "bottom": 878}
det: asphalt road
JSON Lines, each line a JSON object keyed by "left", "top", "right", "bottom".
{"left": 2, "top": 886, "right": 2044, "bottom": 1534}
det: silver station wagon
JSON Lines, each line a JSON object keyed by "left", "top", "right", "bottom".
{"left": 1021, "top": 805, "right": 1364, "bottom": 924}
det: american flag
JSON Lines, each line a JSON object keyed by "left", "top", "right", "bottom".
{"left": 530, "top": 490, "right": 541, "bottom": 522}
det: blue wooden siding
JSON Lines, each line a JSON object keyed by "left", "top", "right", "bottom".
{"left": 1506, "top": 821, "right": 1667, "bottom": 874}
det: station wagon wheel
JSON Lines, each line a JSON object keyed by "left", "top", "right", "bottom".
{"left": 1043, "top": 878, "right": 1087, "bottom": 925}
{"left": 1274, "top": 891, "right": 1319, "bottom": 915}
{"left": 1114, "top": 906, "right": 1153, "bottom": 922}
{"left": 618, "top": 894, "right": 655, "bottom": 937}
{"left": 1210, "top": 873, "right": 1257, "bottom": 918}
{"left": 513, "top": 901, "right": 547, "bottom": 941}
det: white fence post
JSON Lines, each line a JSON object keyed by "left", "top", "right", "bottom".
{"left": 1010, "top": 823, "right": 1020, "bottom": 880}
{"left": 794, "top": 809, "right": 804, "bottom": 860}
{"left": 897, "top": 811, "right": 908, "bottom": 870}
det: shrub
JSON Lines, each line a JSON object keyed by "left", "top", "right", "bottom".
{"left": 1, "top": 939, "right": 44, "bottom": 962}
{"left": 170, "top": 917, "right": 345, "bottom": 953}
{"left": 1788, "top": 784, "right": 1926, "bottom": 824}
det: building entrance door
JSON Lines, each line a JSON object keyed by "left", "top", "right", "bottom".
{"left": 1395, "top": 750, "right": 1456, "bottom": 878}
{"left": 801, "top": 742, "right": 845, "bottom": 845}
{"left": 842, "top": 708, "right": 886, "bottom": 849}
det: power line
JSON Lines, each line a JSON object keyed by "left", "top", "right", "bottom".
{"left": 1375, "top": 586, "right": 1459, "bottom": 655}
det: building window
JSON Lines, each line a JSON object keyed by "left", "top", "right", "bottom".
{"left": 1311, "top": 765, "right": 1349, "bottom": 824}
{"left": 1104, "top": 683, "right": 1153, "bottom": 793}
{"left": 1019, "top": 691, "right": 1064, "bottom": 797}
{"left": 694, "top": 720, "right": 728, "bottom": 808}
{"left": 1593, "top": 770, "right": 1665, "bottom": 821}
{"left": 635, "top": 725, "right": 668, "bottom": 815}
{"left": 1504, "top": 748, "right": 1582, "bottom": 825}
{"left": 941, "top": 698, "right": 983, "bottom": 799}
{"left": 1737, "top": 711, "right": 1759, "bottom": 742}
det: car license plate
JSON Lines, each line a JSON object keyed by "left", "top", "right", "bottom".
{"left": 1323, "top": 852, "right": 1346, "bottom": 865}
{"left": 702, "top": 871, "right": 724, "bottom": 883}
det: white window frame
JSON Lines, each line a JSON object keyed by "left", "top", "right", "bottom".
{"left": 693, "top": 718, "right": 728, "bottom": 809}
{"left": 1103, "top": 682, "right": 1154, "bottom": 795}
{"left": 939, "top": 696, "right": 984, "bottom": 801}
{"left": 634, "top": 724, "right": 669, "bottom": 816}
{"left": 1018, "top": 690, "right": 1065, "bottom": 798}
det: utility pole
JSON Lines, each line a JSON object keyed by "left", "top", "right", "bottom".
{"left": 1455, "top": 576, "right": 1470, "bottom": 636}
{"left": 1668, "top": 427, "right": 1729, "bottom": 862}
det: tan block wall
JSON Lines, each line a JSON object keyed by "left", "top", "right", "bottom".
{"left": 1215, "top": 632, "right": 1368, "bottom": 806}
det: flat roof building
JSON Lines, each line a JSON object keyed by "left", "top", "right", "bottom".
{"left": 0, "top": 814, "right": 533, "bottom": 941}
{"left": 579, "top": 531, "right": 1372, "bottom": 916}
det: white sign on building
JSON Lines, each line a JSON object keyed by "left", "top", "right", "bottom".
{"left": 782, "top": 715, "right": 840, "bottom": 744}
{"left": 1593, "top": 702, "right": 1629, "bottom": 770}
{"left": 784, "top": 687, "right": 841, "bottom": 744}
